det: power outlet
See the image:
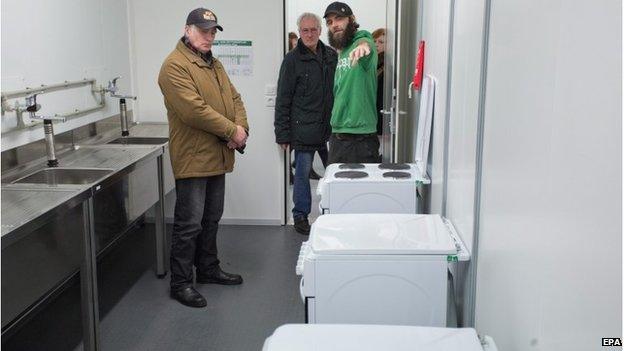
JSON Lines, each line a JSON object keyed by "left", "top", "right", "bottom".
{"left": 265, "top": 96, "right": 276, "bottom": 107}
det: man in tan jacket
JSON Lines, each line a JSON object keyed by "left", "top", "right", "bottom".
{"left": 158, "top": 8, "right": 249, "bottom": 308}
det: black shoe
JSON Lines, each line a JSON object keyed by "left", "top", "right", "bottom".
{"left": 170, "top": 287, "right": 207, "bottom": 308}
{"left": 309, "top": 170, "right": 321, "bottom": 180}
{"left": 197, "top": 268, "right": 243, "bottom": 285}
{"left": 294, "top": 218, "right": 310, "bottom": 235}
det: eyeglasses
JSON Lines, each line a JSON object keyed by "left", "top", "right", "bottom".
{"left": 299, "top": 27, "right": 319, "bottom": 35}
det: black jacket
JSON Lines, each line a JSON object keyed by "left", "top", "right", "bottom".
{"left": 274, "top": 39, "right": 337, "bottom": 150}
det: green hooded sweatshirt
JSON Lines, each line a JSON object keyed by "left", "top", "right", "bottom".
{"left": 330, "top": 30, "right": 378, "bottom": 134}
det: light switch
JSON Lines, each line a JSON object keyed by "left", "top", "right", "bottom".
{"left": 265, "top": 84, "right": 277, "bottom": 96}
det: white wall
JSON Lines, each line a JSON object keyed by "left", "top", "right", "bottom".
{"left": 444, "top": 0, "right": 486, "bottom": 327}
{"left": 446, "top": 0, "right": 484, "bottom": 262}
{"left": 420, "top": 0, "right": 452, "bottom": 214}
{"left": 129, "top": 0, "right": 284, "bottom": 224}
{"left": 475, "top": 1, "right": 622, "bottom": 350}
{"left": 1, "top": 0, "right": 133, "bottom": 151}
{"left": 287, "top": 0, "right": 386, "bottom": 39}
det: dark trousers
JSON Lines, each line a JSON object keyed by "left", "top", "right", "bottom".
{"left": 170, "top": 175, "right": 225, "bottom": 291}
{"left": 328, "top": 133, "right": 381, "bottom": 164}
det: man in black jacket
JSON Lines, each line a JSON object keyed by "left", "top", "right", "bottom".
{"left": 274, "top": 12, "right": 337, "bottom": 235}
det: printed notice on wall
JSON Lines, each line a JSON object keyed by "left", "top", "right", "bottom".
{"left": 212, "top": 40, "right": 253, "bottom": 76}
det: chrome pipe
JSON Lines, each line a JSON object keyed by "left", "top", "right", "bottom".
{"left": 43, "top": 120, "right": 58, "bottom": 167}
{"left": 120, "top": 99, "right": 129, "bottom": 136}
{"left": 155, "top": 155, "right": 167, "bottom": 278}
{"left": 57, "top": 102, "right": 105, "bottom": 119}
{"left": 1, "top": 78, "right": 97, "bottom": 100}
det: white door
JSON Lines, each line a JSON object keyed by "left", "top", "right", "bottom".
{"left": 383, "top": 0, "right": 421, "bottom": 163}
{"left": 284, "top": 0, "right": 388, "bottom": 224}
{"left": 380, "top": 0, "right": 397, "bottom": 162}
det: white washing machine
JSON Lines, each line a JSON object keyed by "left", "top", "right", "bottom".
{"left": 262, "top": 324, "right": 498, "bottom": 351}
{"left": 296, "top": 214, "right": 469, "bottom": 327}
{"left": 317, "top": 162, "right": 429, "bottom": 214}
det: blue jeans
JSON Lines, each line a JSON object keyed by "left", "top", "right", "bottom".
{"left": 170, "top": 175, "right": 225, "bottom": 291}
{"left": 293, "top": 148, "right": 328, "bottom": 220}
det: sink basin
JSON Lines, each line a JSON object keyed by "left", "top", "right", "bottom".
{"left": 13, "top": 168, "right": 114, "bottom": 185}
{"left": 107, "top": 137, "right": 169, "bottom": 145}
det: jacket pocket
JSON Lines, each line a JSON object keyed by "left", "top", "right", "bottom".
{"left": 191, "top": 132, "right": 202, "bottom": 155}
{"left": 294, "top": 71, "right": 310, "bottom": 97}
{"left": 292, "top": 120, "right": 327, "bottom": 146}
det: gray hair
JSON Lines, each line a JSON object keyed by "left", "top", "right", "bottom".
{"left": 184, "top": 24, "right": 198, "bottom": 35}
{"left": 297, "top": 12, "right": 321, "bottom": 29}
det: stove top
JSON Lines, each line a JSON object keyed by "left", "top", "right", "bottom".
{"left": 379, "top": 163, "right": 411, "bottom": 170}
{"left": 382, "top": 171, "right": 412, "bottom": 179}
{"left": 339, "top": 163, "right": 366, "bottom": 170}
{"left": 334, "top": 171, "right": 369, "bottom": 179}
{"left": 323, "top": 163, "right": 429, "bottom": 183}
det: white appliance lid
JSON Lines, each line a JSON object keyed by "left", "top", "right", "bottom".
{"left": 263, "top": 324, "right": 484, "bottom": 351}
{"left": 414, "top": 75, "right": 435, "bottom": 177}
{"left": 310, "top": 214, "right": 456, "bottom": 255}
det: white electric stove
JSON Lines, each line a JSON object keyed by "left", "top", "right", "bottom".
{"left": 317, "top": 162, "right": 429, "bottom": 214}
{"left": 296, "top": 213, "right": 469, "bottom": 327}
{"left": 318, "top": 75, "right": 436, "bottom": 215}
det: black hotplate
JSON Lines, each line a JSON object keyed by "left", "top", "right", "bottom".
{"left": 379, "top": 163, "right": 411, "bottom": 170}
{"left": 335, "top": 171, "right": 369, "bottom": 179}
{"left": 382, "top": 171, "right": 412, "bottom": 179}
{"left": 339, "top": 163, "right": 366, "bottom": 170}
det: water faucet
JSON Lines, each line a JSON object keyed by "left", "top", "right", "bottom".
{"left": 26, "top": 93, "right": 66, "bottom": 167}
{"left": 105, "top": 76, "right": 137, "bottom": 137}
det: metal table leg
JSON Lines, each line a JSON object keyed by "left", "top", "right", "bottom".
{"left": 81, "top": 198, "right": 100, "bottom": 351}
{"left": 155, "top": 154, "right": 167, "bottom": 278}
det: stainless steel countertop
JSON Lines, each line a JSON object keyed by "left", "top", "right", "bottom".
{"left": 1, "top": 123, "right": 170, "bottom": 241}
{"left": 129, "top": 123, "right": 169, "bottom": 138}
{"left": 63, "top": 145, "right": 161, "bottom": 169}
{"left": 79, "top": 123, "right": 169, "bottom": 145}
{"left": 1, "top": 184, "right": 89, "bottom": 238}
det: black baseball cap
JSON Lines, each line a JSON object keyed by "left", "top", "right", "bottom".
{"left": 323, "top": 2, "right": 353, "bottom": 18}
{"left": 186, "top": 8, "right": 223, "bottom": 31}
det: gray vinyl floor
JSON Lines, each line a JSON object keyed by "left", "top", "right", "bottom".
{"left": 3, "top": 223, "right": 307, "bottom": 351}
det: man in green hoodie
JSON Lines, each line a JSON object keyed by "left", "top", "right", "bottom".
{"left": 324, "top": 2, "right": 381, "bottom": 164}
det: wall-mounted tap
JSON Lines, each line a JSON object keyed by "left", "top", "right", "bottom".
{"left": 26, "top": 93, "right": 66, "bottom": 167}
{"left": 104, "top": 77, "right": 137, "bottom": 137}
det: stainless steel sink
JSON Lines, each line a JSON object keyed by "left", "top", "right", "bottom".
{"left": 107, "top": 137, "right": 169, "bottom": 145}
{"left": 13, "top": 168, "right": 114, "bottom": 185}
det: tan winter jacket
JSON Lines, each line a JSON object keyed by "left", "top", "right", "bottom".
{"left": 158, "top": 40, "right": 249, "bottom": 179}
